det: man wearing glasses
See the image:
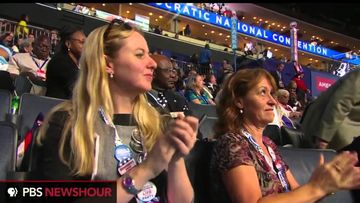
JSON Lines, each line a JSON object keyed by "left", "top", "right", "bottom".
{"left": 147, "top": 54, "right": 192, "bottom": 117}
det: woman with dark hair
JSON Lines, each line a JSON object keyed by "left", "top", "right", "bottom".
{"left": 0, "top": 32, "right": 14, "bottom": 57}
{"left": 45, "top": 25, "right": 86, "bottom": 99}
{"left": 212, "top": 68, "right": 360, "bottom": 203}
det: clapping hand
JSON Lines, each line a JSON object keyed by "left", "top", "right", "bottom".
{"left": 309, "top": 151, "right": 360, "bottom": 195}
{"left": 167, "top": 113, "right": 198, "bottom": 160}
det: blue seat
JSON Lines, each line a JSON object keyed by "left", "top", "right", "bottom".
{"left": 14, "top": 74, "right": 32, "bottom": 96}
{"left": 279, "top": 147, "right": 354, "bottom": 203}
{"left": 0, "top": 89, "right": 12, "bottom": 121}
{"left": 18, "top": 93, "right": 65, "bottom": 140}
{"left": 185, "top": 140, "right": 217, "bottom": 203}
{"left": 0, "top": 121, "right": 18, "bottom": 180}
{"left": 198, "top": 115, "right": 218, "bottom": 140}
{"left": 185, "top": 141, "right": 356, "bottom": 203}
{"left": 0, "top": 70, "right": 15, "bottom": 92}
{"left": 188, "top": 102, "right": 217, "bottom": 120}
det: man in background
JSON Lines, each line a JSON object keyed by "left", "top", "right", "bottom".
{"left": 270, "top": 63, "right": 285, "bottom": 89}
{"left": 301, "top": 69, "right": 360, "bottom": 150}
{"left": 198, "top": 44, "right": 212, "bottom": 76}
{"left": 147, "top": 54, "right": 192, "bottom": 116}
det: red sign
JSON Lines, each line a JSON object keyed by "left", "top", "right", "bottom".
{"left": 315, "top": 76, "right": 336, "bottom": 92}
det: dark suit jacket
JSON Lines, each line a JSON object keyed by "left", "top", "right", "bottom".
{"left": 147, "top": 89, "right": 192, "bottom": 116}
{"left": 270, "top": 70, "right": 282, "bottom": 89}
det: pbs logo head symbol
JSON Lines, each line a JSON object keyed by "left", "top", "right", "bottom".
{"left": 7, "top": 187, "right": 18, "bottom": 197}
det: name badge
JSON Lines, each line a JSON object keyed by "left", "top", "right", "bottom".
{"left": 274, "top": 159, "right": 283, "bottom": 171}
{"left": 115, "top": 145, "right": 132, "bottom": 164}
{"left": 118, "top": 158, "right": 136, "bottom": 175}
{"left": 137, "top": 181, "right": 157, "bottom": 202}
{"left": 170, "top": 111, "right": 184, "bottom": 118}
{"left": 36, "top": 69, "right": 46, "bottom": 79}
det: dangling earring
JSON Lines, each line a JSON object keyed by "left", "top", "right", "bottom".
{"left": 110, "top": 73, "right": 114, "bottom": 78}
{"left": 239, "top": 109, "right": 243, "bottom": 114}
{"left": 67, "top": 47, "right": 70, "bottom": 52}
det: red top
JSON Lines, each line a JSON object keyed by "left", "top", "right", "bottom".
{"left": 293, "top": 77, "right": 308, "bottom": 92}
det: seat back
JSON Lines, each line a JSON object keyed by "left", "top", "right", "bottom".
{"left": 198, "top": 115, "right": 218, "bottom": 140}
{"left": 185, "top": 140, "right": 218, "bottom": 203}
{"left": 0, "top": 89, "right": 12, "bottom": 121}
{"left": 0, "top": 121, "right": 18, "bottom": 179}
{"left": 188, "top": 102, "right": 217, "bottom": 119}
{"left": 186, "top": 143, "right": 355, "bottom": 203}
{"left": 14, "top": 74, "right": 33, "bottom": 96}
{"left": 279, "top": 147, "right": 355, "bottom": 203}
{"left": 0, "top": 70, "right": 15, "bottom": 92}
{"left": 281, "top": 126, "right": 313, "bottom": 148}
{"left": 263, "top": 124, "right": 283, "bottom": 145}
{"left": 18, "top": 93, "right": 65, "bottom": 140}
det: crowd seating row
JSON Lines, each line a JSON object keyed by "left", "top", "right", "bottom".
{"left": 0, "top": 91, "right": 356, "bottom": 202}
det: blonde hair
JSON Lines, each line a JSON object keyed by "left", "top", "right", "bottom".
{"left": 37, "top": 21, "right": 163, "bottom": 176}
{"left": 277, "top": 89, "right": 289, "bottom": 98}
{"left": 186, "top": 74, "right": 202, "bottom": 92}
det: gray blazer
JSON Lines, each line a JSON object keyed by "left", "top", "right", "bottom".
{"left": 301, "top": 69, "right": 360, "bottom": 150}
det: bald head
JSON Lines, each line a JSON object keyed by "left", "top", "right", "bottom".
{"left": 150, "top": 54, "right": 176, "bottom": 89}
{"left": 151, "top": 54, "right": 172, "bottom": 70}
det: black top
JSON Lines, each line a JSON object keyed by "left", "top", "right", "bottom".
{"left": 45, "top": 52, "right": 79, "bottom": 99}
{"left": 30, "top": 111, "right": 168, "bottom": 203}
{"left": 30, "top": 111, "right": 90, "bottom": 180}
{"left": 205, "top": 82, "right": 219, "bottom": 98}
{"left": 113, "top": 114, "right": 137, "bottom": 126}
{"left": 147, "top": 88, "right": 192, "bottom": 116}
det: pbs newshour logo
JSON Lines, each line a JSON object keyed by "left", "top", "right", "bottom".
{"left": 7, "top": 187, "right": 18, "bottom": 197}
{"left": 6, "top": 187, "right": 42, "bottom": 197}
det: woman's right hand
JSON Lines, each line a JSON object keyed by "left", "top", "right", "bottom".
{"left": 142, "top": 132, "right": 176, "bottom": 179}
{"left": 308, "top": 151, "right": 360, "bottom": 195}
{"left": 142, "top": 114, "right": 198, "bottom": 178}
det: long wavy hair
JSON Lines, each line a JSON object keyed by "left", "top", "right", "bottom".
{"left": 37, "top": 21, "right": 163, "bottom": 176}
{"left": 214, "top": 68, "right": 276, "bottom": 138}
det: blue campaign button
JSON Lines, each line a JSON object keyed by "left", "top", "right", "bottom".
{"left": 114, "top": 145, "right": 132, "bottom": 162}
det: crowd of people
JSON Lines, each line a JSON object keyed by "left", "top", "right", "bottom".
{"left": 0, "top": 16, "right": 359, "bottom": 203}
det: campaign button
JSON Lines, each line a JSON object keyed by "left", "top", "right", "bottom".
{"left": 137, "top": 181, "right": 157, "bottom": 202}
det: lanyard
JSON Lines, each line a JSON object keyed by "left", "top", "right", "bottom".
{"left": 32, "top": 57, "right": 49, "bottom": 70}
{"left": 98, "top": 107, "right": 147, "bottom": 160}
{"left": 241, "top": 129, "right": 290, "bottom": 192}
{"left": 99, "top": 107, "right": 122, "bottom": 146}
{"left": 197, "top": 92, "right": 208, "bottom": 104}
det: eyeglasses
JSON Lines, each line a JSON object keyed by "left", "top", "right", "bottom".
{"left": 103, "top": 18, "right": 134, "bottom": 41}
{"left": 159, "top": 68, "right": 177, "bottom": 74}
